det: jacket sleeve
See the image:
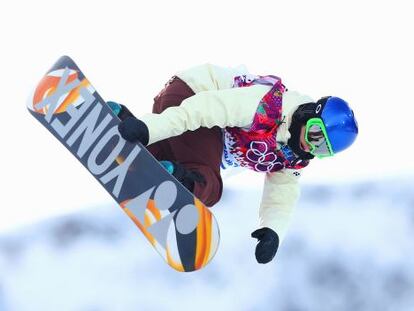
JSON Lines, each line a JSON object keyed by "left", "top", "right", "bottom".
{"left": 176, "top": 63, "right": 249, "bottom": 92}
{"left": 140, "top": 85, "right": 269, "bottom": 145}
{"left": 258, "top": 169, "right": 302, "bottom": 243}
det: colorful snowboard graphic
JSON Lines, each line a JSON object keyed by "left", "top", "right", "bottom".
{"left": 27, "top": 56, "right": 220, "bottom": 272}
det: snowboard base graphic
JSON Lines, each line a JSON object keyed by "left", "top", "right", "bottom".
{"left": 27, "top": 56, "right": 220, "bottom": 272}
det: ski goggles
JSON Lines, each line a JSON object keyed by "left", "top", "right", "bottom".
{"left": 304, "top": 118, "right": 334, "bottom": 158}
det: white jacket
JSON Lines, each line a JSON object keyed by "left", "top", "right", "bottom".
{"left": 140, "top": 64, "right": 313, "bottom": 243}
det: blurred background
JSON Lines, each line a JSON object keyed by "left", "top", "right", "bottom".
{"left": 1, "top": 0, "right": 413, "bottom": 310}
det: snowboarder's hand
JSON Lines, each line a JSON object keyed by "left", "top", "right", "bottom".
{"left": 171, "top": 161, "right": 206, "bottom": 192}
{"left": 118, "top": 116, "right": 150, "bottom": 146}
{"left": 118, "top": 104, "right": 136, "bottom": 121}
{"left": 107, "top": 101, "right": 136, "bottom": 121}
{"left": 251, "top": 227, "right": 279, "bottom": 264}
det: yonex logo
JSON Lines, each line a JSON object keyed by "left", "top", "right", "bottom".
{"left": 34, "top": 67, "right": 140, "bottom": 199}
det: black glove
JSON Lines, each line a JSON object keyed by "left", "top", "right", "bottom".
{"left": 118, "top": 116, "right": 150, "bottom": 146}
{"left": 118, "top": 104, "right": 136, "bottom": 121}
{"left": 107, "top": 101, "right": 136, "bottom": 120}
{"left": 251, "top": 227, "right": 279, "bottom": 264}
{"left": 171, "top": 161, "right": 206, "bottom": 192}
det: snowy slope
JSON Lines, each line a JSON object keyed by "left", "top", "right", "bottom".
{"left": 1, "top": 171, "right": 413, "bottom": 311}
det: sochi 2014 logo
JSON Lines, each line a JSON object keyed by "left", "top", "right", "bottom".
{"left": 246, "top": 141, "right": 283, "bottom": 172}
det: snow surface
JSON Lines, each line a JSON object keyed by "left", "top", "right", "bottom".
{"left": 1, "top": 171, "right": 414, "bottom": 311}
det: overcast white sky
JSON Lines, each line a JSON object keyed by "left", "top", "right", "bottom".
{"left": 0, "top": 0, "right": 412, "bottom": 231}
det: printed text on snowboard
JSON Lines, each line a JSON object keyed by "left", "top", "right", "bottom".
{"left": 35, "top": 67, "right": 140, "bottom": 199}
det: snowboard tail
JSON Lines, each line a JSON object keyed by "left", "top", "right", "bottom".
{"left": 27, "top": 56, "right": 220, "bottom": 272}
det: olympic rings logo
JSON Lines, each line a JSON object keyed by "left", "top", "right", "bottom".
{"left": 245, "top": 141, "right": 283, "bottom": 172}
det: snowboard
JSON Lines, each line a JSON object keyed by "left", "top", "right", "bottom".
{"left": 27, "top": 56, "right": 220, "bottom": 272}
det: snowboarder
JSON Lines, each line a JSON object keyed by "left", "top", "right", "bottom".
{"left": 109, "top": 64, "right": 358, "bottom": 264}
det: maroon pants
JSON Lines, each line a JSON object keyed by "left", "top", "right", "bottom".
{"left": 147, "top": 76, "right": 223, "bottom": 207}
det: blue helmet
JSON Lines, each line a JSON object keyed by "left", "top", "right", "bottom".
{"left": 319, "top": 96, "right": 359, "bottom": 154}
{"left": 289, "top": 96, "right": 358, "bottom": 159}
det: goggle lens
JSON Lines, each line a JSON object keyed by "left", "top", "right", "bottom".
{"left": 305, "top": 119, "right": 334, "bottom": 158}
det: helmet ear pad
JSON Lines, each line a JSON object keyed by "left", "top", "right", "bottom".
{"left": 287, "top": 97, "right": 332, "bottom": 160}
{"left": 287, "top": 104, "right": 315, "bottom": 160}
